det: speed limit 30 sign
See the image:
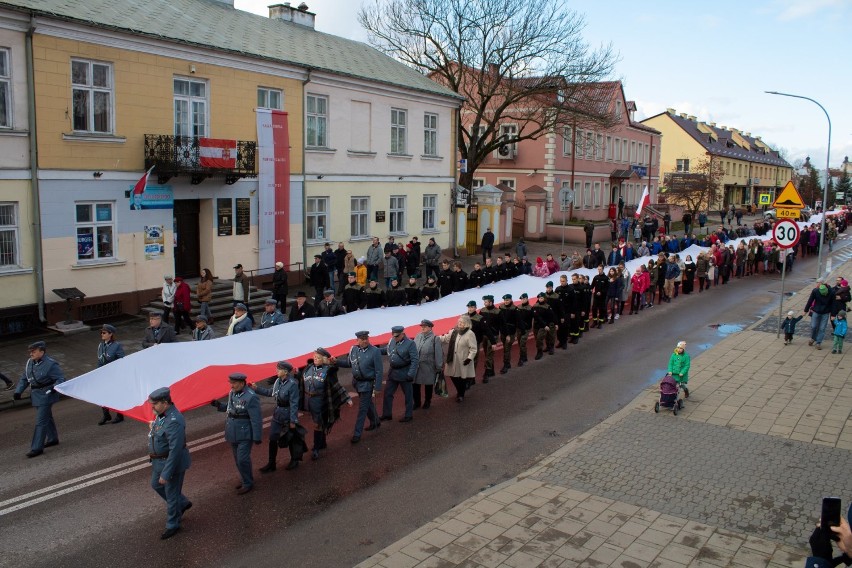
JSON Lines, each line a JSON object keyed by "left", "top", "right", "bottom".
{"left": 772, "top": 219, "right": 800, "bottom": 249}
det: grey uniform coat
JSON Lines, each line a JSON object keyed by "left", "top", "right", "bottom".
{"left": 336, "top": 344, "right": 384, "bottom": 392}
{"left": 214, "top": 389, "right": 263, "bottom": 443}
{"left": 439, "top": 329, "right": 478, "bottom": 379}
{"left": 142, "top": 324, "right": 176, "bottom": 348}
{"left": 16, "top": 355, "right": 65, "bottom": 406}
{"left": 149, "top": 404, "right": 192, "bottom": 480}
{"left": 260, "top": 310, "right": 286, "bottom": 328}
{"left": 97, "top": 340, "right": 125, "bottom": 367}
{"left": 255, "top": 378, "right": 300, "bottom": 427}
{"left": 413, "top": 331, "right": 443, "bottom": 385}
{"left": 383, "top": 336, "right": 419, "bottom": 382}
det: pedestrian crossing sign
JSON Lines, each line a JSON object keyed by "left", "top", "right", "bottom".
{"left": 772, "top": 181, "right": 804, "bottom": 209}
{"left": 758, "top": 193, "right": 771, "bottom": 205}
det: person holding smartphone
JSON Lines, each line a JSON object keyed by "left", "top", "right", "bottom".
{"left": 806, "top": 497, "right": 852, "bottom": 567}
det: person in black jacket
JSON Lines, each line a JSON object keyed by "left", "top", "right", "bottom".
{"left": 531, "top": 293, "right": 556, "bottom": 359}
{"left": 385, "top": 279, "right": 407, "bottom": 307}
{"left": 591, "top": 243, "right": 606, "bottom": 268}
{"left": 498, "top": 294, "right": 518, "bottom": 374}
{"left": 272, "top": 262, "right": 288, "bottom": 309}
{"left": 438, "top": 261, "right": 454, "bottom": 297}
{"left": 287, "top": 291, "right": 316, "bottom": 321}
{"left": 482, "top": 258, "right": 496, "bottom": 284}
{"left": 309, "top": 254, "right": 331, "bottom": 305}
{"left": 341, "top": 273, "right": 365, "bottom": 312}
{"left": 555, "top": 275, "right": 572, "bottom": 349}
{"left": 480, "top": 227, "right": 495, "bottom": 262}
{"left": 421, "top": 276, "right": 439, "bottom": 303}
{"left": 804, "top": 279, "right": 833, "bottom": 349}
{"left": 363, "top": 280, "right": 386, "bottom": 309}
{"left": 316, "top": 290, "right": 346, "bottom": 317}
{"left": 469, "top": 262, "right": 486, "bottom": 288}
{"left": 591, "top": 265, "right": 609, "bottom": 328}
{"left": 452, "top": 262, "right": 469, "bottom": 292}
{"left": 479, "top": 296, "right": 501, "bottom": 382}
{"left": 515, "top": 293, "right": 534, "bottom": 365}
{"left": 404, "top": 277, "right": 421, "bottom": 306}
{"left": 465, "top": 301, "right": 486, "bottom": 385}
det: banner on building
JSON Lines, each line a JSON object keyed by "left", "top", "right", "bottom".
{"left": 129, "top": 184, "right": 174, "bottom": 210}
{"left": 199, "top": 137, "right": 237, "bottom": 169}
{"left": 143, "top": 225, "right": 165, "bottom": 260}
{"left": 256, "top": 108, "right": 291, "bottom": 270}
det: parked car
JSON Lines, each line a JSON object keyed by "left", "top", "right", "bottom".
{"left": 764, "top": 206, "right": 812, "bottom": 221}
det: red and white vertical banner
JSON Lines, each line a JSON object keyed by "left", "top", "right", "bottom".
{"left": 257, "top": 109, "right": 291, "bottom": 269}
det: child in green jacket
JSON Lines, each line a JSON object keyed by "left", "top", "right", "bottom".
{"left": 667, "top": 341, "right": 692, "bottom": 398}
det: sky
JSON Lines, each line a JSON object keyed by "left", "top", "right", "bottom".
{"left": 235, "top": 0, "right": 851, "bottom": 170}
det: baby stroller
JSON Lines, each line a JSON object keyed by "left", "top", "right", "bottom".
{"left": 654, "top": 374, "right": 683, "bottom": 415}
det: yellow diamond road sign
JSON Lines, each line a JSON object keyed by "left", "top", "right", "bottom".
{"left": 772, "top": 181, "right": 805, "bottom": 209}
{"left": 759, "top": 193, "right": 771, "bottom": 205}
{"left": 775, "top": 208, "right": 800, "bottom": 219}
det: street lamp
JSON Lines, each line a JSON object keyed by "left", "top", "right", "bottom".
{"left": 765, "top": 91, "right": 832, "bottom": 279}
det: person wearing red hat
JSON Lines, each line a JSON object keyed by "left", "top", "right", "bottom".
{"left": 172, "top": 276, "right": 193, "bottom": 334}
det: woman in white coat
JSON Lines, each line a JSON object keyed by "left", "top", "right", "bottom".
{"left": 439, "top": 315, "right": 479, "bottom": 402}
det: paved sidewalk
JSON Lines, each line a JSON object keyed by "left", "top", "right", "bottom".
{"left": 355, "top": 265, "right": 852, "bottom": 567}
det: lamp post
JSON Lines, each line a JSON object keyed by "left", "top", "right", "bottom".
{"left": 765, "top": 91, "right": 832, "bottom": 279}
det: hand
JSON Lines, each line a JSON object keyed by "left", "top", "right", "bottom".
{"left": 210, "top": 400, "right": 218, "bottom": 407}
{"left": 832, "top": 517, "right": 852, "bottom": 555}
{"left": 158, "top": 476, "right": 167, "bottom": 485}
{"left": 254, "top": 440, "right": 262, "bottom": 445}
{"left": 13, "top": 393, "right": 21, "bottom": 400}
{"left": 347, "top": 399, "right": 353, "bottom": 407}
{"left": 810, "top": 525, "right": 833, "bottom": 560}
{"left": 463, "top": 358, "right": 471, "bottom": 366}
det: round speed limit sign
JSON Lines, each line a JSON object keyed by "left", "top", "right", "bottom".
{"left": 772, "top": 219, "right": 800, "bottom": 249}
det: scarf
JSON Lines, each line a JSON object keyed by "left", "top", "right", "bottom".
{"left": 226, "top": 312, "right": 247, "bottom": 336}
{"left": 446, "top": 328, "right": 469, "bottom": 363}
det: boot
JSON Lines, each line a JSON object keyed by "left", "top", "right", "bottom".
{"left": 535, "top": 350, "right": 543, "bottom": 360}
{"left": 285, "top": 459, "right": 299, "bottom": 470}
{"left": 517, "top": 358, "right": 525, "bottom": 367}
{"left": 311, "top": 430, "right": 322, "bottom": 460}
{"left": 500, "top": 364, "right": 510, "bottom": 375}
{"left": 548, "top": 347, "right": 555, "bottom": 355}
{"left": 260, "top": 440, "right": 278, "bottom": 473}
{"left": 111, "top": 413, "right": 124, "bottom": 424}
{"left": 98, "top": 408, "right": 111, "bottom": 425}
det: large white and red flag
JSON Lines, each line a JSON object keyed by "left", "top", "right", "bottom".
{"left": 199, "top": 138, "right": 237, "bottom": 168}
{"left": 635, "top": 185, "right": 650, "bottom": 217}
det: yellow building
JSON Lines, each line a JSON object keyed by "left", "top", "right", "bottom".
{"left": 0, "top": 0, "right": 460, "bottom": 324}
{"left": 642, "top": 109, "right": 793, "bottom": 211}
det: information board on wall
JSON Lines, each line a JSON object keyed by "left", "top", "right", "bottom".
{"left": 218, "top": 198, "right": 233, "bottom": 236}
{"left": 236, "top": 198, "right": 250, "bottom": 235}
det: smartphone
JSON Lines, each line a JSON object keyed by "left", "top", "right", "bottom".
{"left": 822, "top": 497, "right": 842, "bottom": 540}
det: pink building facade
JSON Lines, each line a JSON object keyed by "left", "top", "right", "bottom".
{"left": 470, "top": 82, "right": 661, "bottom": 225}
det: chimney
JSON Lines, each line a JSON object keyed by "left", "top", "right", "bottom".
{"left": 679, "top": 113, "right": 687, "bottom": 118}
{"left": 709, "top": 122, "right": 716, "bottom": 127}
{"left": 745, "top": 132, "right": 751, "bottom": 137}
{"left": 687, "top": 115, "right": 696, "bottom": 121}
{"left": 268, "top": 2, "right": 316, "bottom": 29}
{"left": 720, "top": 125, "right": 727, "bottom": 130}
{"left": 666, "top": 108, "right": 676, "bottom": 114}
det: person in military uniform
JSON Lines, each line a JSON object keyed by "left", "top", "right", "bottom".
{"left": 566, "top": 274, "right": 584, "bottom": 344}
{"left": 303, "top": 347, "right": 352, "bottom": 459}
{"left": 147, "top": 387, "right": 191, "bottom": 540}
{"left": 332, "top": 331, "right": 383, "bottom": 443}
{"left": 379, "top": 325, "right": 420, "bottom": 422}
{"left": 142, "top": 311, "right": 176, "bottom": 349}
{"left": 14, "top": 341, "right": 65, "bottom": 458}
{"left": 451, "top": 261, "right": 469, "bottom": 292}
{"left": 255, "top": 361, "right": 303, "bottom": 472}
{"left": 437, "top": 260, "right": 454, "bottom": 297}
{"left": 515, "top": 293, "right": 534, "bottom": 366}
{"left": 385, "top": 278, "right": 407, "bottom": 307}
{"left": 260, "top": 298, "right": 286, "bottom": 329}
{"left": 465, "top": 300, "right": 485, "bottom": 386}
{"left": 494, "top": 256, "right": 508, "bottom": 281}
{"left": 543, "top": 281, "right": 561, "bottom": 351}
{"left": 469, "top": 262, "right": 485, "bottom": 288}
{"left": 342, "top": 272, "right": 365, "bottom": 312}
{"left": 498, "top": 294, "right": 517, "bottom": 374}
{"left": 317, "top": 289, "right": 346, "bottom": 317}
{"left": 363, "top": 279, "right": 386, "bottom": 309}
{"left": 287, "top": 291, "right": 316, "bottom": 321}
{"left": 591, "top": 265, "right": 610, "bottom": 328}
{"left": 210, "top": 373, "right": 263, "bottom": 494}
{"left": 554, "top": 275, "right": 572, "bottom": 350}
{"left": 580, "top": 274, "right": 593, "bottom": 332}
{"left": 404, "top": 277, "right": 422, "bottom": 306}
{"left": 479, "top": 295, "right": 501, "bottom": 382}
{"left": 421, "top": 275, "right": 439, "bottom": 303}
{"left": 97, "top": 324, "right": 126, "bottom": 425}
{"left": 192, "top": 315, "right": 215, "bottom": 341}
{"left": 531, "top": 293, "right": 556, "bottom": 359}
{"left": 226, "top": 303, "right": 253, "bottom": 336}
{"left": 482, "top": 258, "right": 496, "bottom": 284}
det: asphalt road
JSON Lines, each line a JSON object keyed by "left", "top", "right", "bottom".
{"left": 0, "top": 243, "right": 835, "bottom": 568}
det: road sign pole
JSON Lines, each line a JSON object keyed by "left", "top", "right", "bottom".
{"left": 777, "top": 257, "right": 787, "bottom": 339}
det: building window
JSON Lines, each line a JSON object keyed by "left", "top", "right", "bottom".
{"left": 72, "top": 59, "right": 113, "bottom": 133}
{"left": 676, "top": 159, "right": 690, "bottom": 172}
{"left": 615, "top": 100, "right": 623, "bottom": 120}
{"left": 605, "top": 136, "right": 612, "bottom": 161}
{"left": 583, "top": 182, "right": 591, "bottom": 208}
{"left": 614, "top": 138, "right": 621, "bottom": 162}
{"left": 0, "top": 49, "right": 10, "bottom": 128}
{"left": 497, "top": 178, "right": 516, "bottom": 190}
{"left": 622, "top": 140, "right": 628, "bottom": 163}
{"left": 563, "top": 127, "right": 572, "bottom": 156}
{"left": 306, "top": 197, "right": 328, "bottom": 242}
{"left": 389, "top": 195, "right": 406, "bottom": 234}
{"left": 257, "top": 87, "right": 283, "bottom": 110}
{"left": 595, "top": 134, "right": 603, "bottom": 160}
{"left": 75, "top": 202, "right": 115, "bottom": 262}
{"left": 471, "top": 178, "right": 485, "bottom": 189}
{"left": 651, "top": 144, "right": 656, "bottom": 166}
{"left": 390, "top": 108, "right": 407, "bottom": 154}
{"left": 604, "top": 181, "right": 611, "bottom": 204}
{"left": 585, "top": 131, "right": 594, "bottom": 159}
{"left": 350, "top": 196, "right": 369, "bottom": 239}
{"left": 0, "top": 202, "right": 18, "bottom": 266}
{"left": 573, "top": 181, "right": 581, "bottom": 208}
{"left": 173, "top": 78, "right": 207, "bottom": 137}
{"left": 593, "top": 181, "right": 601, "bottom": 207}
{"left": 725, "top": 161, "right": 730, "bottom": 174}
{"left": 574, "top": 129, "right": 584, "bottom": 156}
{"left": 422, "top": 194, "right": 437, "bottom": 230}
{"left": 423, "top": 112, "right": 438, "bottom": 156}
{"left": 306, "top": 94, "right": 328, "bottom": 147}
{"left": 629, "top": 141, "right": 636, "bottom": 163}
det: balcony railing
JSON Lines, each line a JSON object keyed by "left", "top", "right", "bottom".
{"left": 144, "top": 134, "right": 257, "bottom": 185}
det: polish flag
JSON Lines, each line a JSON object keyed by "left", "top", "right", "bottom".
{"left": 635, "top": 185, "right": 650, "bottom": 218}
{"left": 133, "top": 165, "right": 155, "bottom": 195}
{"left": 199, "top": 138, "right": 237, "bottom": 168}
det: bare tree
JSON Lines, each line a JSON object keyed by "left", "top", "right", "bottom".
{"left": 358, "top": 0, "right": 619, "bottom": 189}
{"left": 663, "top": 155, "right": 724, "bottom": 215}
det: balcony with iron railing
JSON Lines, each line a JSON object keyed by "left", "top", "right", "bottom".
{"left": 144, "top": 134, "right": 257, "bottom": 185}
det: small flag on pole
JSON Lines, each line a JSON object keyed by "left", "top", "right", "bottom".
{"left": 133, "top": 165, "right": 155, "bottom": 196}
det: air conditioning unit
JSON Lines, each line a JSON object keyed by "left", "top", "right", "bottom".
{"left": 493, "top": 143, "right": 515, "bottom": 160}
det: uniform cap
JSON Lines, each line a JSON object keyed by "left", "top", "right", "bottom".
{"left": 426, "top": 275, "right": 435, "bottom": 282}
{"left": 466, "top": 301, "right": 477, "bottom": 307}
{"left": 101, "top": 324, "right": 116, "bottom": 334}
{"left": 195, "top": 315, "right": 208, "bottom": 323}
{"left": 537, "top": 292, "right": 546, "bottom": 299}
{"left": 149, "top": 310, "right": 163, "bottom": 318}
{"left": 264, "top": 298, "right": 277, "bottom": 305}
{"left": 28, "top": 340, "right": 46, "bottom": 351}
{"left": 323, "top": 289, "right": 335, "bottom": 296}
{"left": 296, "top": 291, "right": 307, "bottom": 298}
{"left": 233, "top": 263, "right": 243, "bottom": 269}
{"left": 228, "top": 373, "right": 248, "bottom": 382}
{"left": 348, "top": 272, "right": 356, "bottom": 277}
{"left": 502, "top": 294, "right": 512, "bottom": 300}
{"left": 314, "top": 254, "right": 322, "bottom": 259}
{"left": 355, "top": 330, "right": 370, "bottom": 339}
{"left": 519, "top": 293, "right": 528, "bottom": 299}
{"left": 234, "top": 303, "right": 248, "bottom": 311}
{"left": 420, "top": 319, "right": 434, "bottom": 327}
{"left": 482, "top": 295, "right": 494, "bottom": 302}
{"left": 277, "top": 361, "right": 293, "bottom": 371}
{"left": 391, "top": 325, "right": 405, "bottom": 334}
{"left": 315, "top": 347, "right": 332, "bottom": 358}
{"left": 545, "top": 281, "right": 554, "bottom": 288}
{"left": 148, "top": 387, "right": 170, "bottom": 402}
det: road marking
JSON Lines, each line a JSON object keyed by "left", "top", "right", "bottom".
{"left": 0, "top": 417, "right": 273, "bottom": 517}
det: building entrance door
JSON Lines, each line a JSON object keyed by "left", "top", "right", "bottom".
{"left": 173, "top": 199, "right": 200, "bottom": 278}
